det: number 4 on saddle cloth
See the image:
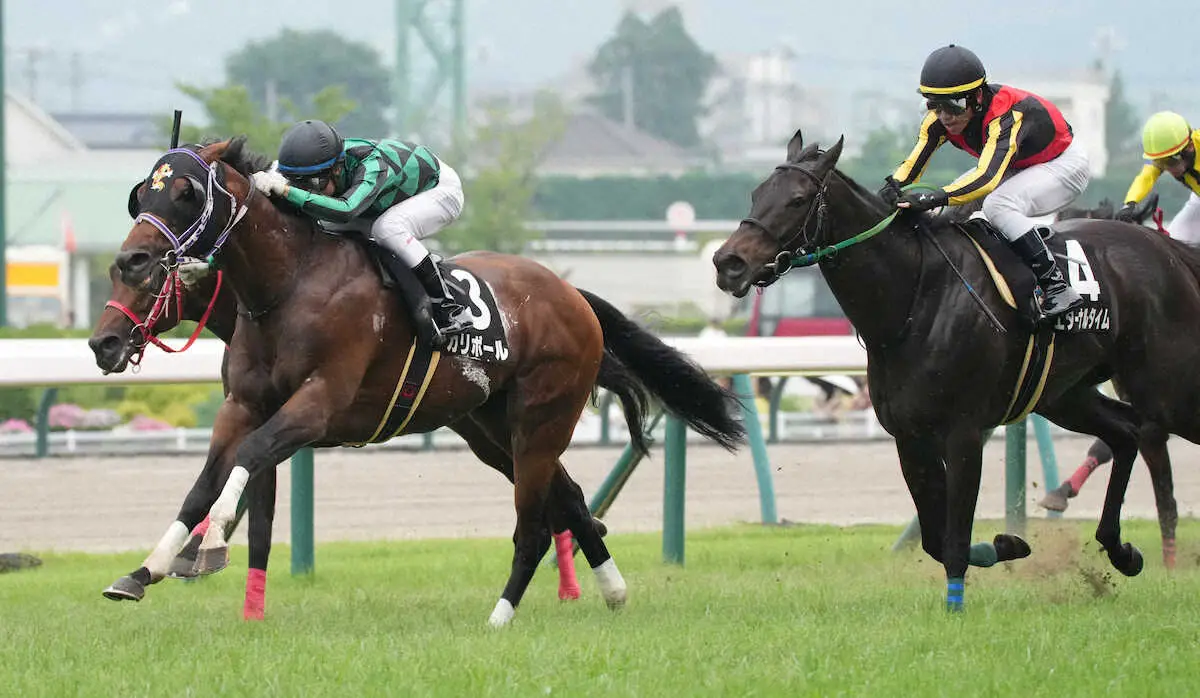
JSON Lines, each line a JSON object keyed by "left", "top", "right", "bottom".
{"left": 954, "top": 218, "right": 1111, "bottom": 425}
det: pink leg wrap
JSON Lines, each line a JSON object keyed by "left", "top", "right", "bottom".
{"left": 555, "top": 532, "right": 581, "bottom": 601}
{"left": 243, "top": 568, "right": 267, "bottom": 621}
{"left": 191, "top": 516, "right": 211, "bottom": 537}
{"left": 1067, "top": 457, "right": 1101, "bottom": 495}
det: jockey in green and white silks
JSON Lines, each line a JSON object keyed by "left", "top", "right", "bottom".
{"left": 251, "top": 119, "right": 471, "bottom": 346}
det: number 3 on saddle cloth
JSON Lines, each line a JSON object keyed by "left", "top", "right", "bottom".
{"left": 955, "top": 218, "right": 1111, "bottom": 424}
{"left": 349, "top": 237, "right": 513, "bottom": 446}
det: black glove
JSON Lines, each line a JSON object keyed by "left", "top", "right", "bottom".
{"left": 897, "top": 189, "right": 949, "bottom": 212}
{"left": 1115, "top": 202, "right": 1137, "bottom": 223}
{"left": 877, "top": 176, "right": 903, "bottom": 206}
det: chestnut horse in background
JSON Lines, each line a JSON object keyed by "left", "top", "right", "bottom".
{"left": 93, "top": 137, "right": 744, "bottom": 625}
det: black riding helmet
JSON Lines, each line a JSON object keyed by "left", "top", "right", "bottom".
{"left": 918, "top": 45, "right": 986, "bottom": 109}
{"left": 277, "top": 120, "right": 345, "bottom": 178}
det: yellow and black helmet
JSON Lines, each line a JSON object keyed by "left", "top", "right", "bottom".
{"left": 918, "top": 45, "right": 986, "bottom": 99}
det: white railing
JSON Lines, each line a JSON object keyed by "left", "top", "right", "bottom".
{"left": 0, "top": 336, "right": 868, "bottom": 387}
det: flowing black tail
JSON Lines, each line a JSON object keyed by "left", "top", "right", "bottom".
{"left": 579, "top": 288, "right": 746, "bottom": 453}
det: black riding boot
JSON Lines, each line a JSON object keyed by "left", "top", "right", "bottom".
{"left": 411, "top": 255, "right": 472, "bottom": 346}
{"left": 1008, "top": 227, "right": 1084, "bottom": 319}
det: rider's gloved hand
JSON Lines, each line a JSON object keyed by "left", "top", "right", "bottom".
{"left": 1115, "top": 202, "right": 1138, "bottom": 223}
{"left": 896, "top": 188, "right": 949, "bottom": 212}
{"left": 250, "top": 169, "right": 290, "bottom": 197}
{"left": 877, "top": 176, "right": 903, "bottom": 206}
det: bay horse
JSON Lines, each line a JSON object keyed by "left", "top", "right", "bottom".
{"left": 713, "top": 129, "right": 1200, "bottom": 610}
{"left": 1038, "top": 194, "right": 1183, "bottom": 569}
{"left": 90, "top": 255, "right": 596, "bottom": 617}
{"left": 95, "top": 137, "right": 744, "bottom": 626}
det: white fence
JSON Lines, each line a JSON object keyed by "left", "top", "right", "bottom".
{"left": 0, "top": 336, "right": 869, "bottom": 387}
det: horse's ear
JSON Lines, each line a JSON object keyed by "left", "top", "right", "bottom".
{"left": 127, "top": 182, "right": 144, "bottom": 219}
{"left": 785, "top": 129, "right": 805, "bottom": 162}
{"left": 224, "top": 135, "right": 248, "bottom": 166}
{"left": 816, "top": 136, "right": 845, "bottom": 172}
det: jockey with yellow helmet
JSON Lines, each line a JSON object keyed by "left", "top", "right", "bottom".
{"left": 1117, "top": 111, "right": 1200, "bottom": 243}
{"left": 881, "top": 44, "right": 1090, "bottom": 319}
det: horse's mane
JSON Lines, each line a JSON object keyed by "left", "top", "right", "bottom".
{"left": 213, "top": 136, "right": 273, "bottom": 177}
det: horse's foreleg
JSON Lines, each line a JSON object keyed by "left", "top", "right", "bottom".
{"left": 242, "top": 468, "right": 278, "bottom": 620}
{"left": 894, "top": 435, "right": 948, "bottom": 564}
{"left": 194, "top": 386, "right": 337, "bottom": 576}
{"left": 1138, "top": 422, "right": 1177, "bottom": 569}
{"left": 102, "top": 400, "right": 259, "bottom": 602}
{"left": 942, "top": 428, "right": 985, "bottom": 612}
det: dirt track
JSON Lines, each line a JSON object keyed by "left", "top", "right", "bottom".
{"left": 2, "top": 435, "right": 1198, "bottom": 553}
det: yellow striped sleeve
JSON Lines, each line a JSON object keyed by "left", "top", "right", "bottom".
{"left": 944, "top": 111, "right": 1022, "bottom": 205}
{"left": 892, "top": 111, "right": 945, "bottom": 185}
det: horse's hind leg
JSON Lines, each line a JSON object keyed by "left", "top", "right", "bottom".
{"left": 1039, "top": 388, "right": 1144, "bottom": 576}
{"left": 488, "top": 369, "right": 610, "bottom": 627}
{"left": 1138, "top": 422, "right": 1178, "bottom": 569}
{"left": 451, "top": 410, "right": 582, "bottom": 601}
{"left": 1040, "top": 438, "right": 1110, "bottom": 512}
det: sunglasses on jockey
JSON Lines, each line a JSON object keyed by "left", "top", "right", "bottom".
{"left": 925, "top": 96, "right": 970, "bottom": 116}
{"left": 277, "top": 156, "right": 342, "bottom": 193}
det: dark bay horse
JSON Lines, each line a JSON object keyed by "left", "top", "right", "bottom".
{"left": 713, "top": 129, "right": 1200, "bottom": 610}
{"left": 1038, "top": 195, "right": 1183, "bottom": 568}
{"left": 91, "top": 258, "right": 591, "bottom": 617}
{"left": 95, "top": 137, "right": 744, "bottom": 625}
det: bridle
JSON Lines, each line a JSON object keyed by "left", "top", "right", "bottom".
{"left": 108, "top": 146, "right": 253, "bottom": 366}
{"left": 739, "top": 162, "right": 834, "bottom": 284}
{"left": 103, "top": 268, "right": 225, "bottom": 368}
{"left": 739, "top": 160, "right": 899, "bottom": 285}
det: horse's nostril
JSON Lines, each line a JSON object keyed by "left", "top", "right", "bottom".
{"left": 88, "top": 334, "right": 123, "bottom": 360}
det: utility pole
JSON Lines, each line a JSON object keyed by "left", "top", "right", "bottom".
{"left": 394, "top": 0, "right": 467, "bottom": 157}
{"left": 0, "top": 0, "right": 9, "bottom": 326}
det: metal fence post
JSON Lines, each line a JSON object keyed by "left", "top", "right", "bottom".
{"left": 1005, "top": 420, "right": 1027, "bottom": 536}
{"left": 290, "top": 447, "right": 315, "bottom": 575}
{"left": 662, "top": 415, "right": 687, "bottom": 564}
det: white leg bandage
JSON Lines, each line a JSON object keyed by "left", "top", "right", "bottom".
{"left": 143, "top": 520, "right": 190, "bottom": 578}
{"left": 201, "top": 466, "right": 249, "bottom": 548}
{"left": 593, "top": 558, "right": 627, "bottom": 607}
{"left": 488, "top": 598, "right": 515, "bottom": 627}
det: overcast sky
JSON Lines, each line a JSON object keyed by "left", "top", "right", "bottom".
{"left": 4, "top": 0, "right": 1194, "bottom": 117}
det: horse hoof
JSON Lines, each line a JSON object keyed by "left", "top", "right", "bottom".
{"left": 1038, "top": 489, "right": 1070, "bottom": 512}
{"left": 558, "top": 584, "right": 581, "bottom": 601}
{"left": 946, "top": 600, "right": 964, "bottom": 613}
{"left": 993, "top": 534, "right": 1032, "bottom": 562}
{"left": 193, "top": 546, "right": 229, "bottom": 576}
{"left": 102, "top": 576, "right": 145, "bottom": 602}
{"left": 1112, "top": 543, "right": 1144, "bottom": 577}
{"left": 604, "top": 590, "right": 627, "bottom": 611}
{"left": 166, "top": 556, "right": 200, "bottom": 579}
{"left": 593, "top": 517, "right": 608, "bottom": 538}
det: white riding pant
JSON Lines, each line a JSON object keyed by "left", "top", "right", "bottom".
{"left": 977, "top": 138, "right": 1091, "bottom": 242}
{"left": 1168, "top": 192, "right": 1200, "bottom": 245}
{"left": 325, "top": 161, "right": 465, "bottom": 268}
